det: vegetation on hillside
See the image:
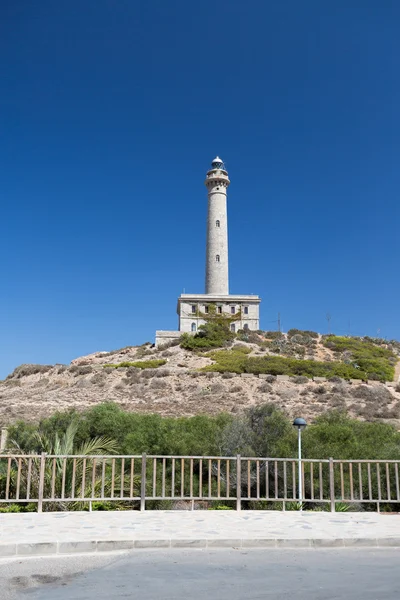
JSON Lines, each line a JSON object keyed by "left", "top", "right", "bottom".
{"left": 322, "top": 336, "right": 396, "bottom": 381}
{"left": 201, "top": 347, "right": 388, "bottom": 380}
{"left": 103, "top": 359, "right": 167, "bottom": 369}
{"left": 179, "top": 322, "right": 398, "bottom": 381}
{"left": 180, "top": 312, "right": 236, "bottom": 350}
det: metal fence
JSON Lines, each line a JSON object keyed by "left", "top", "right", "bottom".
{"left": 1, "top": 454, "right": 400, "bottom": 512}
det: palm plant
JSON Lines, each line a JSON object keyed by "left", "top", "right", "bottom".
{"left": 7, "top": 421, "right": 140, "bottom": 511}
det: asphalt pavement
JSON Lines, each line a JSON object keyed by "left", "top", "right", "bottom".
{"left": 2, "top": 548, "right": 400, "bottom": 600}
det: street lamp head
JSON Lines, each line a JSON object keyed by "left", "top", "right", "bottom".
{"left": 293, "top": 417, "right": 307, "bottom": 431}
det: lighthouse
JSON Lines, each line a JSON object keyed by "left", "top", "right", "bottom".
{"left": 205, "top": 156, "right": 230, "bottom": 295}
{"left": 155, "top": 157, "right": 261, "bottom": 346}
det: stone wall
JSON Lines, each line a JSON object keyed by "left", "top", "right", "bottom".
{"left": 155, "top": 330, "right": 181, "bottom": 348}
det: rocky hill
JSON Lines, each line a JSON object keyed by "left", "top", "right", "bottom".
{"left": 1, "top": 331, "right": 400, "bottom": 425}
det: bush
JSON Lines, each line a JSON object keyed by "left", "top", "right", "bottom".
{"left": 287, "top": 329, "right": 319, "bottom": 339}
{"left": 351, "top": 384, "right": 392, "bottom": 404}
{"left": 158, "top": 339, "right": 180, "bottom": 349}
{"left": 322, "top": 336, "right": 395, "bottom": 381}
{"left": 231, "top": 344, "right": 252, "bottom": 354}
{"left": 291, "top": 376, "right": 309, "bottom": 384}
{"left": 126, "top": 366, "right": 140, "bottom": 376}
{"left": 180, "top": 320, "right": 235, "bottom": 350}
{"left": 7, "top": 402, "right": 400, "bottom": 467}
{"left": 150, "top": 379, "right": 168, "bottom": 389}
{"left": 136, "top": 344, "right": 153, "bottom": 358}
{"left": 262, "top": 331, "right": 285, "bottom": 340}
{"left": 236, "top": 331, "right": 262, "bottom": 344}
{"left": 154, "top": 369, "right": 170, "bottom": 377}
{"left": 202, "top": 350, "right": 372, "bottom": 380}
{"left": 7, "top": 364, "right": 53, "bottom": 379}
{"left": 140, "top": 369, "right": 158, "bottom": 379}
{"left": 258, "top": 383, "right": 272, "bottom": 393}
{"left": 202, "top": 349, "right": 249, "bottom": 373}
{"left": 314, "top": 385, "right": 326, "bottom": 395}
{"left": 0, "top": 503, "right": 37, "bottom": 513}
{"left": 69, "top": 365, "right": 92, "bottom": 376}
{"left": 230, "top": 385, "right": 243, "bottom": 393}
{"left": 90, "top": 501, "right": 118, "bottom": 511}
{"left": 90, "top": 373, "right": 106, "bottom": 386}
{"left": 103, "top": 360, "right": 167, "bottom": 370}
{"left": 328, "top": 376, "right": 343, "bottom": 383}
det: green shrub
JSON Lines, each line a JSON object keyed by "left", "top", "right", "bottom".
{"left": 236, "top": 330, "right": 262, "bottom": 344}
{"left": 180, "top": 320, "right": 235, "bottom": 350}
{"left": 231, "top": 345, "right": 252, "bottom": 354}
{"left": 90, "top": 501, "right": 117, "bottom": 511}
{"left": 322, "top": 336, "right": 395, "bottom": 381}
{"left": 202, "top": 349, "right": 249, "bottom": 373}
{"left": 262, "top": 331, "right": 285, "bottom": 340}
{"left": 7, "top": 401, "right": 400, "bottom": 464}
{"left": 103, "top": 359, "right": 166, "bottom": 369}
{"left": 0, "top": 504, "right": 24, "bottom": 513}
{"left": 202, "top": 350, "right": 370, "bottom": 380}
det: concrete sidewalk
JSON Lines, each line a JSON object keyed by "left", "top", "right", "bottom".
{"left": 1, "top": 511, "right": 400, "bottom": 557}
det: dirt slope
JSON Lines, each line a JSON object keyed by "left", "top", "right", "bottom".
{"left": 1, "top": 338, "right": 399, "bottom": 425}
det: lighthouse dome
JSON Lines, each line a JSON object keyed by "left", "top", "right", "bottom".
{"left": 211, "top": 156, "right": 225, "bottom": 169}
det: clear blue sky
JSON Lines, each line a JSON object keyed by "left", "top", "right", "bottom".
{"left": 1, "top": 1, "right": 399, "bottom": 379}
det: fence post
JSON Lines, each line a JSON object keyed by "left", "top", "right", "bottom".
{"left": 0, "top": 428, "right": 8, "bottom": 452}
{"left": 236, "top": 454, "right": 241, "bottom": 511}
{"left": 140, "top": 453, "right": 147, "bottom": 511}
{"left": 37, "top": 452, "right": 47, "bottom": 513}
{"left": 329, "top": 457, "right": 335, "bottom": 513}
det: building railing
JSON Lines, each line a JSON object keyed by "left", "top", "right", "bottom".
{"left": 1, "top": 454, "right": 399, "bottom": 513}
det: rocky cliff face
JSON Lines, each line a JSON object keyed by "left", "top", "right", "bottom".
{"left": 1, "top": 339, "right": 399, "bottom": 425}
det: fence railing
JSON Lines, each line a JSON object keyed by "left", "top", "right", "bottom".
{"left": 1, "top": 454, "right": 399, "bottom": 513}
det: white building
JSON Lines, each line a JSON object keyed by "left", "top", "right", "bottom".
{"left": 155, "top": 157, "right": 261, "bottom": 347}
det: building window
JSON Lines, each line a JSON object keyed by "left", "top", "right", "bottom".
{"left": 216, "top": 220, "right": 220, "bottom": 227}
{"left": 217, "top": 306, "right": 222, "bottom": 314}
{"left": 216, "top": 255, "right": 220, "bottom": 262}
{"left": 230, "top": 306, "right": 235, "bottom": 314}
{"left": 243, "top": 324, "right": 249, "bottom": 331}
{"left": 204, "top": 305, "right": 209, "bottom": 314}
{"left": 244, "top": 306, "right": 249, "bottom": 315}
{"left": 191, "top": 305, "right": 196, "bottom": 314}
{"left": 230, "top": 324, "right": 235, "bottom": 333}
{"left": 191, "top": 323, "right": 196, "bottom": 332}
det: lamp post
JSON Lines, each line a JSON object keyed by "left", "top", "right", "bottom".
{"left": 293, "top": 417, "right": 307, "bottom": 504}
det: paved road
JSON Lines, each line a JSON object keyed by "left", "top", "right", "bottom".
{"left": 2, "top": 548, "right": 400, "bottom": 600}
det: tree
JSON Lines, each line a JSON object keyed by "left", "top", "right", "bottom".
{"left": 7, "top": 420, "right": 138, "bottom": 511}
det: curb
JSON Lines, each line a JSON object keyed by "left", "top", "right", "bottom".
{"left": 1, "top": 537, "right": 400, "bottom": 557}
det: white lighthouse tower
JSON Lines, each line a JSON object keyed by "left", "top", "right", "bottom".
{"left": 205, "top": 157, "right": 230, "bottom": 295}
{"left": 155, "top": 157, "right": 261, "bottom": 346}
